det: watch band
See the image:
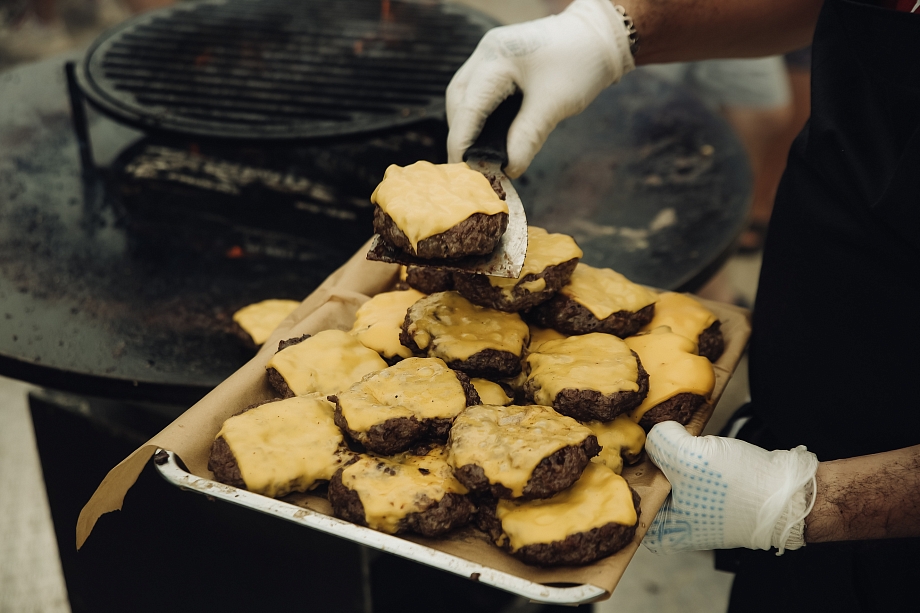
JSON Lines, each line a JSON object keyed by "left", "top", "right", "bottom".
{"left": 613, "top": 4, "right": 640, "bottom": 57}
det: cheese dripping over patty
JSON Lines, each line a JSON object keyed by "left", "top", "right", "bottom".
{"left": 341, "top": 448, "right": 468, "bottom": 534}
{"left": 585, "top": 415, "right": 647, "bottom": 474}
{"left": 336, "top": 357, "right": 468, "bottom": 433}
{"left": 371, "top": 161, "right": 508, "bottom": 251}
{"left": 232, "top": 299, "right": 300, "bottom": 345}
{"left": 624, "top": 326, "right": 715, "bottom": 422}
{"left": 217, "top": 394, "right": 348, "bottom": 498}
{"left": 350, "top": 288, "right": 426, "bottom": 360}
{"left": 640, "top": 291, "right": 718, "bottom": 343}
{"left": 448, "top": 404, "right": 594, "bottom": 498}
{"left": 265, "top": 329, "right": 387, "bottom": 396}
{"left": 560, "top": 263, "right": 657, "bottom": 320}
{"left": 486, "top": 226, "right": 582, "bottom": 296}
{"left": 496, "top": 463, "right": 637, "bottom": 551}
{"left": 405, "top": 291, "right": 529, "bottom": 362}
{"left": 525, "top": 333, "right": 640, "bottom": 406}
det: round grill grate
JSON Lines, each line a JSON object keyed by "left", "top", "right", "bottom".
{"left": 75, "top": 0, "right": 495, "bottom": 140}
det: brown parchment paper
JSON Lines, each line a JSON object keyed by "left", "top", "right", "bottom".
{"left": 77, "top": 239, "right": 751, "bottom": 600}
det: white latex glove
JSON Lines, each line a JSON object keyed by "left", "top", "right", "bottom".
{"left": 446, "top": 0, "right": 635, "bottom": 178}
{"left": 643, "top": 421, "right": 819, "bottom": 555}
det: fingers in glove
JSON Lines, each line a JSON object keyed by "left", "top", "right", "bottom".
{"left": 503, "top": 93, "right": 560, "bottom": 178}
{"left": 446, "top": 69, "right": 517, "bottom": 165}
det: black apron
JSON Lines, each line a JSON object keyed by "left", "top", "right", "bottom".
{"left": 726, "top": 1, "right": 920, "bottom": 611}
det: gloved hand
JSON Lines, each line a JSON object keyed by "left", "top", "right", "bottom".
{"left": 643, "top": 421, "right": 819, "bottom": 555}
{"left": 446, "top": 0, "right": 635, "bottom": 178}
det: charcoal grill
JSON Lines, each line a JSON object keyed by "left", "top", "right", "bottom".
{"left": 73, "top": 0, "right": 492, "bottom": 140}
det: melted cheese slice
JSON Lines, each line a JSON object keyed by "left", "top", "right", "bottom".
{"left": 471, "top": 378, "right": 513, "bottom": 406}
{"left": 370, "top": 161, "right": 508, "bottom": 251}
{"left": 560, "top": 263, "right": 658, "bottom": 320}
{"left": 217, "top": 394, "right": 348, "bottom": 498}
{"left": 342, "top": 448, "right": 468, "bottom": 534}
{"left": 624, "top": 327, "right": 715, "bottom": 421}
{"left": 406, "top": 291, "right": 529, "bottom": 361}
{"left": 586, "top": 415, "right": 647, "bottom": 474}
{"left": 487, "top": 227, "right": 582, "bottom": 294}
{"left": 232, "top": 299, "right": 301, "bottom": 345}
{"left": 337, "top": 357, "right": 468, "bottom": 432}
{"left": 527, "top": 325, "right": 568, "bottom": 353}
{"left": 448, "top": 404, "right": 593, "bottom": 498}
{"left": 496, "top": 463, "right": 637, "bottom": 550}
{"left": 350, "top": 289, "right": 426, "bottom": 360}
{"left": 526, "top": 333, "right": 640, "bottom": 406}
{"left": 265, "top": 329, "right": 387, "bottom": 396}
{"left": 640, "top": 292, "right": 717, "bottom": 342}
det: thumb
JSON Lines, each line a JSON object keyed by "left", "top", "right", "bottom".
{"left": 503, "top": 94, "right": 560, "bottom": 178}
{"left": 645, "top": 421, "right": 695, "bottom": 471}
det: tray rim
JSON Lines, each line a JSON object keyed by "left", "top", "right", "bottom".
{"left": 154, "top": 449, "right": 608, "bottom": 605}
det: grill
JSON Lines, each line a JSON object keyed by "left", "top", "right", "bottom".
{"left": 74, "top": 0, "right": 494, "bottom": 139}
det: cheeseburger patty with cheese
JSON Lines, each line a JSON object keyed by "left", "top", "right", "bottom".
{"left": 371, "top": 161, "right": 509, "bottom": 259}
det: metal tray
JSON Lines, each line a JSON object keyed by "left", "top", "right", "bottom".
{"left": 155, "top": 449, "right": 607, "bottom": 605}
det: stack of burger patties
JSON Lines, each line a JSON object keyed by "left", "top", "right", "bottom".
{"left": 211, "top": 161, "right": 724, "bottom": 566}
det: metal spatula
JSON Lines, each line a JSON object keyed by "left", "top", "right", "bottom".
{"left": 366, "top": 93, "right": 527, "bottom": 278}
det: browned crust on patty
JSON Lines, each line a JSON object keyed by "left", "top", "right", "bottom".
{"left": 277, "top": 334, "right": 310, "bottom": 352}
{"left": 208, "top": 436, "right": 247, "bottom": 489}
{"left": 330, "top": 370, "right": 480, "bottom": 455}
{"left": 637, "top": 392, "right": 708, "bottom": 431}
{"left": 477, "top": 488, "right": 641, "bottom": 566}
{"left": 444, "top": 349, "right": 522, "bottom": 380}
{"left": 373, "top": 206, "right": 509, "bottom": 260}
{"left": 405, "top": 266, "right": 455, "bottom": 294}
{"left": 529, "top": 297, "right": 655, "bottom": 338}
{"left": 399, "top": 315, "right": 522, "bottom": 379}
{"left": 524, "top": 352, "right": 650, "bottom": 422}
{"left": 453, "top": 436, "right": 600, "bottom": 500}
{"left": 453, "top": 258, "right": 579, "bottom": 312}
{"left": 698, "top": 321, "right": 724, "bottom": 362}
{"left": 328, "top": 467, "right": 475, "bottom": 537}
{"left": 266, "top": 367, "right": 295, "bottom": 398}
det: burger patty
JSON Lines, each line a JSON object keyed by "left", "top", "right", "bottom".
{"left": 328, "top": 466, "right": 476, "bottom": 537}
{"left": 373, "top": 206, "right": 509, "bottom": 260}
{"left": 266, "top": 334, "right": 311, "bottom": 398}
{"left": 405, "top": 265, "right": 455, "bottom": 294}
{"left": 208, "top": 399, "right": 279, "bottom": 488}
{"left": 453, "top": 436, "right": 601, "bottom": 500}
{"left": 529, "top": 296, "right": 655, "bottom": 338}
{"left": 453, "top": 258, "right": 579, "bottom": 312}
{"left": 399, "top": 319, "right": 522, "bottom": 379}
{"left": 208, "top": 435, "right": 246, "bottom": 489}
{"left": 526, "top": 353, "right": 650, "bottom": 422}
{"left": 330, "top": 370, "right": 481, "bottom": 455}
{"left": 477, "top": 488, "right": 641, "bottom": 566}
{"left": 698, "top": 321, "right": 725, "bottom": 362}
{"left": 637, "top": 392, "right": 707, "bottom": 431}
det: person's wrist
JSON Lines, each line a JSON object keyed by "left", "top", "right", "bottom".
{"left": 611, "top": 4, "right": 639, "bottom": 56}
{"left": 772, "top": 476, "right": 817, "bottom": 553}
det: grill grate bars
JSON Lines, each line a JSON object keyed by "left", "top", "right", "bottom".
{"left": 77, "top": 0, "right": 494, "bottom": 139}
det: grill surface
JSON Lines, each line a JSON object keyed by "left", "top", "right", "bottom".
{"left": 75, "top": 0, "right": 494, "bottom": 139}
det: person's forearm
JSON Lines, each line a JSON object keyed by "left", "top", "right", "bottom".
{"left": 805, "top": 445, "right": 920, "bottom": 543}
{"left": 619, "top": 0, "right": 825, "bottom": 65}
